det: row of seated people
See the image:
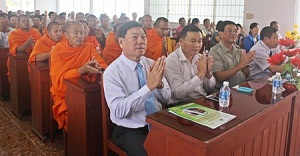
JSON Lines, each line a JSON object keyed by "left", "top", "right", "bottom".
{"left": 2, "top": 12, "right": 284, "bottom": 155}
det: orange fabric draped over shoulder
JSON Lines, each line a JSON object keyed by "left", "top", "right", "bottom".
{"left": 8, "top": 28, "right": 42, "bottom": 56}
{"left": 102, "top": 32, "right": 122, "bottom": 65}
{"left": 145, "top": 29, "right": 164, "bottom": 61}
{"left": 145, "top": 29, "right": 175, "bottom": 60}
{"left": 7, "top": 28, "right": 42, "bottom": 82}
{"left": 28, "top": 35, "right": 58, "bottom": 62}
{"left": 84, "top": 36, "right": 103, "bottom": 52}
{"left": 50, "top": 42, "right": 108, "bottom": 131}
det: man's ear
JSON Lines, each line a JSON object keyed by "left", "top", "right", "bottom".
{"left": 118, "top": 38, "right": 124, "bottom": 48}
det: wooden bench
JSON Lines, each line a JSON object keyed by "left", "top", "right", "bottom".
{"left": 28, "top": 61, "right": 50, "bottom": 142}
{"left": 9, "top": 54, "right": 31, "bottom": 118}
{"left": 64, "top": 77, "right": 103, "bottom": 156}
{"left": 0, "top": 48, "right": 10, "bottom": 100}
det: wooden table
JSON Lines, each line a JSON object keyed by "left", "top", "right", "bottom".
{"left": 0, "top": 48, "right": 10, "bottom": 99}
{"left": 144, "top": 82, "right": 297, "bottom": 156}
{"left": 9, "top": 54, "right": 31, "bottom": 117}
{"left": 64, "top": 77, "right": 103, "bottom": 156}
{"left": 28, "top": 61, "right": 50, "bottom": 142}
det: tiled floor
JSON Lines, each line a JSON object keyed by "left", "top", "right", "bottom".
{"left": 0, "top": 100, "right": 64, "bottom": 156}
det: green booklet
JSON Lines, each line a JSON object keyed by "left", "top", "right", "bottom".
{"left": 168, "top": 103, "right": 236, "bottom": 129}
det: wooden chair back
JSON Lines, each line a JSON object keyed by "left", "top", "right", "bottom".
{"left": 100, "top": 73, "right": 128, "bottom": 156}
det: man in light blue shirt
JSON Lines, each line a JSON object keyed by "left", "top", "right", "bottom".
{"left": 103, "top": 21, "right": 171, "bottom": 156}
{"left": 248, "top": 26, "right": 283, "bottom": 81}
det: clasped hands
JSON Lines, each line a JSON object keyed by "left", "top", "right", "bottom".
{"left": 197, "top": 54, "right": 214, "bottom": 79}
{"left": 77, "top": 56, "right": 103, "bottom": 75}
{"left": 147, "top": 56, "right": 166, "bottom": 91}
{"left": 237, "top": 50, "right": 255, "bottom": 69}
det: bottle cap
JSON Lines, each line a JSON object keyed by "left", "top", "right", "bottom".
{"left": 223, "top": 81, "right": 229, "bottom": 86}
{"left": 276, "top": 72, "right": 281, "bottom": 76}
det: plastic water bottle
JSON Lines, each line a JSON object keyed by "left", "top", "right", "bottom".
{"left": 272, "top": 72, "right": 282, "bottom": 103}
{"left": 219, "top": 81, "right": 230, "bottom": 107}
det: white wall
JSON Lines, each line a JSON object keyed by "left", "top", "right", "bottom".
{"left": 243, "top": 0, "right": 298, "bottom": 37}
{"left": 0, "top": 0, "right": 6, "bottom": 12}
{"left": 35, "top": 0, "right": 57, "bottom": 14}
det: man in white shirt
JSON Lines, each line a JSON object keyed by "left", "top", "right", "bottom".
{"left": 248, "top": 26, "right": 283, "bottom": 81}
{"left": 103, "top": 21, "right": 171, "bottom": 156}
{"left": 165, "top": 25, "right": 215, "bottom": 103}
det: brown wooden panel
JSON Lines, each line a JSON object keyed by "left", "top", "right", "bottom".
{"left": 233, "top": 145, "right": 244, "bottom": 156}
{"left": 260, "top": 128, "right": 270, "bottom": 156}
{"left": 287, "top": 94, "right": 300, "bottom": 156}
{"left": 243, "top": 140, "right": 253, "bottom": 156}
{"left": 65, "top": 77, "right": 102, "bottom": 156}
{"left": 9, "top": 54, "right": 31, "bottom": 117}
{"left": 252, "top": 133, "right": 263, "bottom": 156}
{"left": 28, "top": 61, "right": 50, "bottom": 141}
{"left": 0, "top": 48, "right": 10, "bottom": 98}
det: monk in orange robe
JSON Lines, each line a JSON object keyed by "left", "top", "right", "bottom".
{"left": 102, "top": 23, "right": 126, "bottom": 65}
{"left": 29, "top": 22, "right": 63, "bottom": 62}
{"left": 79, "top": 20, "right": 103, "bottom": 52}
{"left": 141, "top": 14, "right": 153, "bottom": 34}
{"left": 50, "top": 21, "right": 108, "bottom": 131}
{"left": 145, "top": 17, "right": 175, "bottom": 60}
{"left": 7, "top": 15, "right": 42, "bottom": 81}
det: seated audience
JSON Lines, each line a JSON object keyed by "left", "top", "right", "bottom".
{"left": 141, "top": 14, "right": 153, "bottom": 33}
{"left": 200, "top": 18, "right": 214, "bottom": 37}
{"left": 236, "top": 23, "right": 247, "bottom": 48}
{"left": 50, "top": 21, "right": 107, "bottom": 132}
{"left": 165, "top": 25, "right": 215, "bottom": 103}
{"left": 210, "top": 20, "right": 223, "bottom": 48}
{"left": 29, "top": 22, "right": 63, "bottom": 62}
{"left": 243, "top": 22, "right": 260, "bottom": 53}
{"left": 176, "top": 17, "right": 186, "bottom": 37}
{"left": 209, "top": 21, "right": 254, "bottom": 89}
{"left": 145, "top": 17, "right": 175, "bottom": 60}
{"left": 270, "top": 21, "right": 282, "bottom": 39}
{"left": 0, "top": 13, "right": 10, "bottom": 48}
{"left": 103, "top": 21, "right": 170, "bottom": 156}
{"left": 248, "top": 26, "right": 283, "bottom": 81}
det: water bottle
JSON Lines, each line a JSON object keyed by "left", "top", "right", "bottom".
{"left": 272, "top": 72, "right": 282, "bottom": 103}
{"left": 219, "top": 81, "right": 230, "bottom": 107}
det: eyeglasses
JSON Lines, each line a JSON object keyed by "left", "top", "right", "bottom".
{"left": 224, "top": 29, "right": 238, "bottom": 34}
{"left": 156, "top": 26, "right": 170, "bottom": 31}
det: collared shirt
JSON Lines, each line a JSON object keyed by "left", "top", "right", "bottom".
{"left": 103, "top": 53, "right": 171, "bottom": 128}
{"left": 248, "top": 40, "right": 273, "bottom": 81}
{"left": 165, "top": 47, "right": 216, "bottom": 103}
{"left": 210, "top": 41, "right": 246, "bottom": 89}
{"left": 99, "top": 25, "right": 113, "bottom": 37}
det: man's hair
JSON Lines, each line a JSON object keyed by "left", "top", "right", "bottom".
{"left": 48, "top": 11, "right": 55, "bottom": 17}
{"left": 191, "top": 18, "right": 199, "bottom": 25}
{"left": 141, "top": 14, "right": 152, "bottom": 22}
{"left": 270, "top": 21, "right": 278, "bottom": 27}
{"left": 203, "top": 18, "right": 210, "bottom": 24}
{"left": 86, "top": 14, "right": 97, "bottom": 21}
{"left": 179, "top": 17, "right": 185, "bottom": 23}
{"left": 236, "top": 23, "right": 242, "bottom": 29}
{"left": 47, "top": 22, "right": 60, "bottom": 32}
{"left": 216, "top": 21, "right": 223, "bottom": 31}
{"left": 218, "top": 20, "right": 236, "bottom": 32}
{"left": 100, "top": 14, "right": 109, "bottom": 21}
{"left": 180, "top": 24, "right": 202, "bottom": 39}
{"left": 260, "top": 26, "right": 277, "bottom": 40}
{"left": 76, "top": 12, "right": 84, "bottom": 17}
{"left": 59, "top": 12, "right": 66, "bottom": 17}
{"left": 154, "top": 17, "right": 168, "bottom": 26}
{"left": 18, "top": 14, "right": 29, "bottom": 22}
{"left": 0, "top": 13, "right": 8, "bottom": 18}
{"left": 8, "top": 14, "right": 18, "bottom": 20}
{"left": 32, "top": 15, "right": 41, "bottom": 20}
{"left": 118, "top": 21, "right": 143, "bottom": 38}
{"left": 79, "top": 20, "right": 88, "bottom": 26}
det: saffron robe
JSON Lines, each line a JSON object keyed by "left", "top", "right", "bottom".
{"left": 102, "top": 32, "right": 122, "bottom": 65}
{"left": 50, "top": 41, "right": 108, "bottom": 131}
